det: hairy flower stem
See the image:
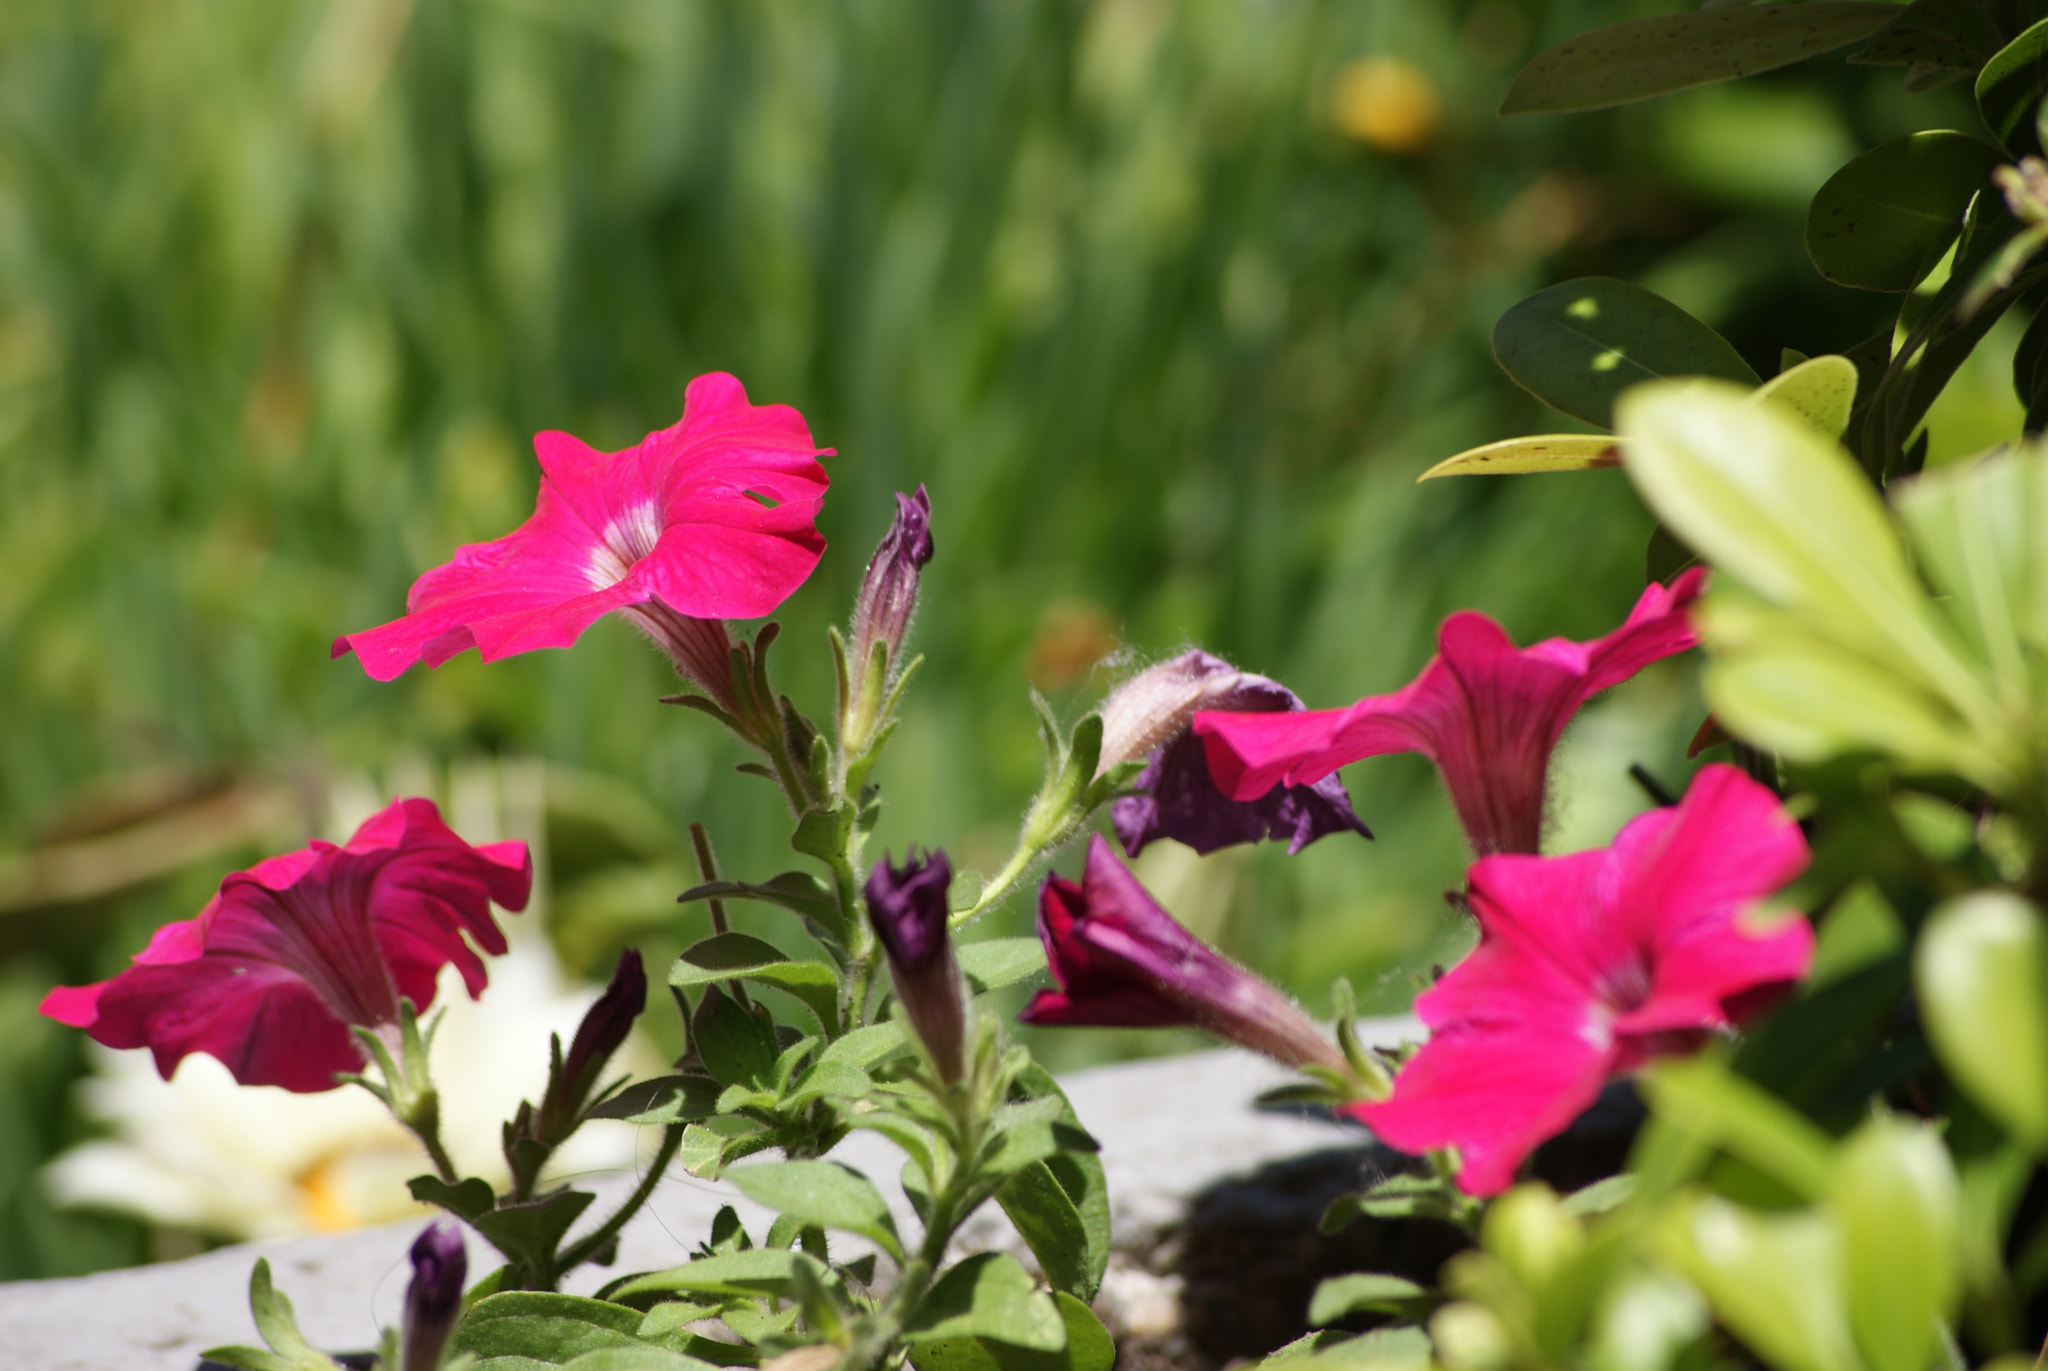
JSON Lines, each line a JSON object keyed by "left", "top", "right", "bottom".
{"left": 555, "top": 1123, "right": 685, "bottom": 1276}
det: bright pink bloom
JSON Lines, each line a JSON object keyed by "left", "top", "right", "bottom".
{"left": 1195, "top": 569, "right": 1706, "bottom": 855}
{"left": 1021, "top": 835, "right": 1347, "bottom": 1075}
{"left": 41, "top": 799, "right": 532, "bottom": 1093}
{"left": 335, "top": 373, "right": 830, "bottom": 687}
{"left": 1346, "top": 764, "right": 1812, "bottom": 1196}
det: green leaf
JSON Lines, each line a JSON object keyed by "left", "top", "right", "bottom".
{"left": 1833, "top": 1116, "right": 1961, "bottom": 1371}
{"left": 1979, "top": 17, "right": 2048, "bottom": 155}
{"left": 198, "top": 1260, "right": 346, "bottom": 1371}
{"left": 472, "top": 1189, "right": 595, "bottom": 1271}
{"left": 1805, "top": 133, "right": 2002, "bottom": 291}
{"left": 783, "top": 1058, "right": 873, "bottom": 1108}
{"left": 996, "top": 1066, "right": 1110, "bottom": 1299}
{"left": 1493, "top": 279, "right": 1758, "bottom": 429}
{"left": 903, "top": 1253, "right": 1066, "bottom": 1351}
{"left": 1260, "top": 1326, "right": 1434, "bottom": 1370}
{"left": 454, "top": 1292, "right": 699, "bottom": 1369}
{"left": 908, "top": 1293, "right": 1114, "bottom": 1371}
{"left": 691, "top": 984, "right": 782, "bottom": 1090}
{"left": 560, "top": 1351, "right": 723, "bottom": 1371}
{"left": 601, "top": 1249, "right": 800, "bottom": 1305}
{"left": 1917, "top": 891, "right": 2048, "bottom": 1149}
{"left": 959, "top": 938, "right": 1049, "bottom": 993}
{"left": 1655, "top": 1197, "right": 1858, "bottom": 1371}
{"left": 1615, "top": 381, "right": 2005, "bottom": 780}
{"left": 1892, "top": 445, "right": 2048, "bottom": 697}
{"left": 819, "top": 1021, "right": 910, "bottom": 1070}
{"left": 727, "top": 1160, "right": 903, "bottom": 1259}
{"left": 1638, "top": 1056, "right": 1835, "bottom": 1201}
{"left": 678, "top": 870, "right": 844, "bottom": 940}
{"left": 1850, "top": 0, "right": 2002, "bottom": 69}
{"left": 1754, "top": 355, "right": 1859, "bottom": 437}
{"left": 410, "top": 1175, "right": 498, "bottom": 1222}
{"left": 1500, "top": 4, "right": 1900, "bottom": 115}
{"left": 671, "top": 933, "right": 842, "bottom": 1036}
{"left": 586, "top": 1075, "right": 722, "bottom": 1124}
{"left": 1307, "top": 1274, "right": 1432, "bottom": 1326}
{"left": 1415, "top": 434, "right": 1619, "bottom": 481}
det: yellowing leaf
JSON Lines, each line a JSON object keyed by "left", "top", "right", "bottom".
{"left": 1416, "top": 434, "right": 1618, "bottom": 481}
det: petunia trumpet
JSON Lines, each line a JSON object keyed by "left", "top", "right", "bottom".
{"left": 1195, "top": 569, "right": 1706, "bottom": 855}
{"left": 41, "top": 798, "right": 533, "bottom": 1093}
{"left": 1346, "top": 763, "right": 1812, "bottom": 1196}
{"left": 1021, "top": 835, "right": 1347, "bottom": 1075}
{"left": 1097, "top": 649, "right": 1369, "bottom": 858}
{"left": 335, "top": 372, "right": 831, "bottom": 710}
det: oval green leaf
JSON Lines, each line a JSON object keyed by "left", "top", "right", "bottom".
{"left": 728, "top": 1160, "right": 903, "bottom": 1260}
{"left": 959, "top": 937, "right": 1049, "bottom": 993}
{"left": 1833, "top": 1117, "right": 1961, "bottom": 1371}
{"left": 1416, "top": 434, "right": 1618, "bottom": 481}
{"left": 903, "top": 1253, "right": 1067, "bottom": 1351}
{"left": 671, "top": 933, "right": 841, "bottom": 1035}
{"left": 1752, "top": 354, "right": 1859, "bottom": 437}
{"left": 1978, "top": 17, "right": 2048, "bottom": 154}
{"left": 1501, "top": 3, "right": 1901, "bottom": 115}
{"left": 1806, "top": 132, "right": 2001, "bottom": 291}
{"left": 1917, "top": 891, "right": 2048, "bottom": 1150}
{"left": 1494, "top": 279, "right": 1758, "bottom": 429}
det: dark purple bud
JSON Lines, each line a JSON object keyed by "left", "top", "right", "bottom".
{"left": 1020, "top": 836, "right": 1346, "bottom": 1075}
{"left": 865, "top": 848, "right": 968, "bottom": 1083}
{"left": 850, "top": 487, "right": 934, "bottom": 685}
{"left": 1098, "top": 650, "right": 1369, "bottom": 857}
{"left": 400, "top": 1222, "right": 467, "bottom": 1371}
{"left": 544, "top": 949, "right": 646, "bottom": 1139}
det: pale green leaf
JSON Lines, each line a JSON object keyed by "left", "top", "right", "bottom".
{"left": 1415, "top": 434, "right": 1618, "bottom": 480}
{"left": 903, "top": 1253, "right": 1066, "bottom": 1351}
{"left": 1917, "top": 891, "right": 2048, "bottom": 1150}
{"left": 1655, "top": 1198, "right": 1858, "bottom": 1371}
{"left": 1833, "top": 1116, "right": 1961, "bottom": 1371}
{"left": 728, "top": 1160, "right": 903, "bottom": 1259}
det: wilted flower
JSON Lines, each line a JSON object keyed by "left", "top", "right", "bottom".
{"left": 1348, "top": 764, "right": 1812, "bottom": 1196}
{"left": 41, "top": 798, "right": 532, "bottom": 1093}
{"left": 865, "top": 850, "right": 968, "bottom": 1083}
{"left": 401, "top": 1222, "right": 467, "bottom": 1371}
{"left": 1198, "top": 570, "right": 1705, "bottom": 855}
{"left": 1100, "top": 649, "right": 1369, "bottom": 857}
{"left": 1021, "top": 835, "right": 1346, "bottom": 1075}
{"left": 335, "top": 373, "right": 831, "bottom": 710}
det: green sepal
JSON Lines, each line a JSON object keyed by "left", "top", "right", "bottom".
{"left": 197, "top": 1259, "right": 347, "bottom": 1371}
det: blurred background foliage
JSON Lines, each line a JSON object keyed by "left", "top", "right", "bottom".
{"left": 0, "top": 0, "right": 2009, "bottom": 1276}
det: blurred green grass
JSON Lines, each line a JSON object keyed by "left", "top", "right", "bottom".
{"left": 0, "top": 0, "right": 1940, "bottom": 1272}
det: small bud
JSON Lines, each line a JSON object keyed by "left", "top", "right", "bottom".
{"left": 542, "top": 948, "right": 647, "bottom": 1141}
{"left": 400, "top": 1222, "right": 467, "bottom": 1371}
{"left": 865, "top": 849, "right": 968, "bottom": 1084}
{"left": 846, "top": 488, "right": 934, "bottom": 745}
{"left": 1096, "top": 650, "right": 1368, "bottom": 857}
{"left": 1021, "top": 836, "right": 1349, "bottom": 1077}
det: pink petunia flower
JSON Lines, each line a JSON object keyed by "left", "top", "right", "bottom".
{"left": 1195, "top": 569, "right": 1707, "bottom": 855}
{"left": 41, "top": 799, "right": 532, "bottom": 1093}
{"left": 1346, "top": 763, "right": 1812, "bottom": 1196}
{"left": 334, "top": 373, "right": 831, "bottom": 704}
{"left": 1020, "top": 835, "right": 1347, "bottom": 1075}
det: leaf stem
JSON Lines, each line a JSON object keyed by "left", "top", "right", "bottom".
{"left": 556, "top": 1123, "right": 685, "bottom": 1275}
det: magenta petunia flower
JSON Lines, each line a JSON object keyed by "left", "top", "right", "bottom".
{"left": 1195, "top": 569, "right": 1707, "bottom": 855}
{"left": 1346, "top": 764, "right": 1812, "bottom": 1196}
{"left": 334, "top": 373, "right": 831, "bottom": 694}
{"left": 1020, "top": 835, "right": 1346, "bottom": 1074}
{"left": 41, "top": 799, "right": 532, "bottom": 1093}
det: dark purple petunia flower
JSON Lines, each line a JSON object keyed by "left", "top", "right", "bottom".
{"left": 1096, "top": 650, "right": 1369, "bottom": 858}
{"left": 1021, "top": 836, "right": 1344, "bottom": 1074}
{"left": 401, "top": 1222, "right": 467, "bottom": 1371}
{"left": 865, "top": 849, "right": 967, "bottom": 1082}
{"left": 543, "top": 947, "right": 647, "bottom": 1140}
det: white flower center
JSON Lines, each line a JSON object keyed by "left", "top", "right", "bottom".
{"left": 586, "top": 501, "right": 664, "bottom": 590}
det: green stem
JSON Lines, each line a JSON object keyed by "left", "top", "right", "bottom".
{"left": 556, "top": 1123, "right": 685, "bottom": 1275}
{"left": 952, "top": 837, "right": 1044, "bottom": 927}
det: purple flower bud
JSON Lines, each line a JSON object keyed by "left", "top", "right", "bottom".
{"left": 400, "top": 1222, "right": 467, "bottom": 1371}
{"left": 850, "top": 486, "right": 935, "bottom": 684}
{"left": 865, "top": 849, "right": 968, "bottom": 1083}
{"left": 1097, "top": 650, "right": 1369, "bottom": 858}
{"left": 1020, "top": 835, "right": 1346, "bottom": 1075}
{"left": 543, "top": 948, "right": 647, "bottom": 1140}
